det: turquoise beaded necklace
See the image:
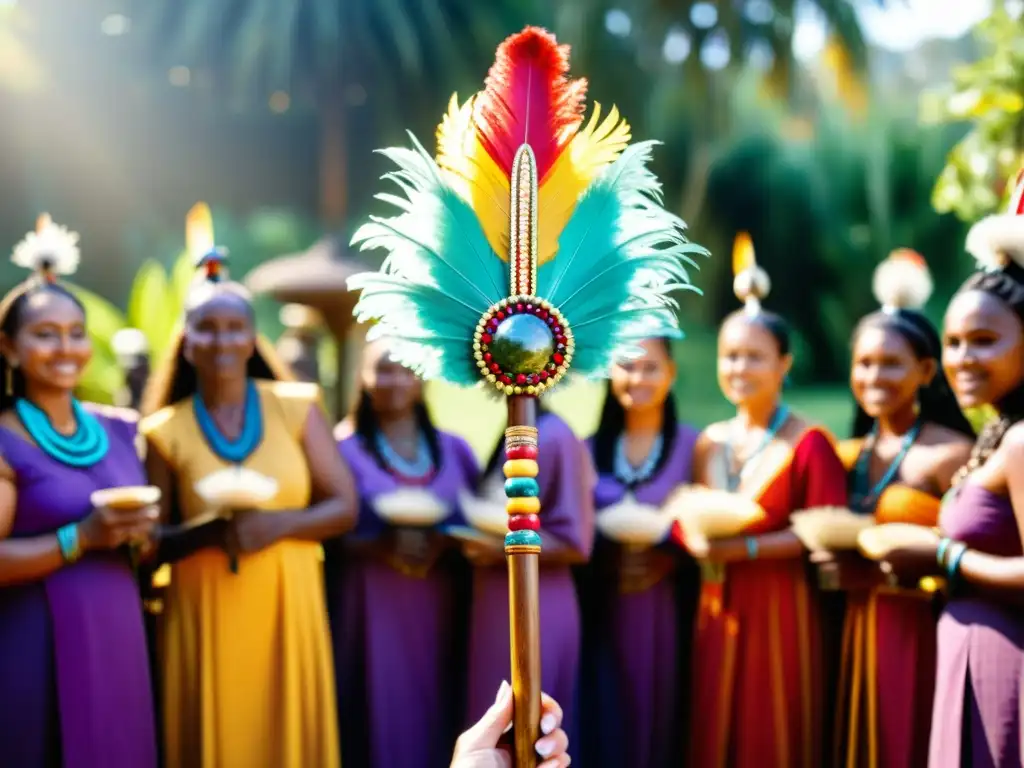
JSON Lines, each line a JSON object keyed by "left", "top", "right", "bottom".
{"left": 193, "top": 379, "right": 263, "bottom": 464}
{"left": 15, "top": 397, "right": 109, "bottom": 468}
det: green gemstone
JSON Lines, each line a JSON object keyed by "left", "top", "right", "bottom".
{"left": 490, "top": 314, "right": 554, "bottom": 375}
{"left": 505, "top": 530, "right": 543, "bottom": 548}
{"left": 504, "top": 477, "right": 539, "bottom": 498}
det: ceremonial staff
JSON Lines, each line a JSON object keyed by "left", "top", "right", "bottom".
{"left": 349, "top": 27, "right": 707, "bottom": 765}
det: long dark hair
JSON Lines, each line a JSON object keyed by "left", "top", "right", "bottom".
{"left": 0, "top": 280, "right": 85, "bottom": 413}
{"left": 139, "top": 284, "right": 294, "bottom": 416}
{"left": 849, "top": 308, "right": 974, "bottom": 438}
{"left": 949, "top": 262, "right": 1024, "bottom": 483}
{"left": 349, "top": 388, "right": 443, "bottom": 473}
{"left": 591, "top": 337, "right": 679, "bottom": 480}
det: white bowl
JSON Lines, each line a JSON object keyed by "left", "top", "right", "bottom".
{"left": 90, "top": 485, "right": 162, "bottom": 510}
{"left": 373, "top": 488, "right": 450, "bottom": 527}
{"left": 194, "top": 467, "right": 279, "bottom": 508}
{"left": 596, "top": 497, "right": 674, "bottom": 546}
{"left": 667, "top": 485, "right": 766, "bottom": 540}
{"left": 790, "top": 506, "right": 874, "bottom": 552}
{"left": 458, "top": 489, "right": 509, "bottom": 537}
{"left": 857, "top": 523, "right": 940, "bottom": 561}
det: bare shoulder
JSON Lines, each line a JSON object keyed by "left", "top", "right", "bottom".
{"left": 700, "top": 420, "right": 731, "bottom": 446}
{"left": 84, "top": 402, "right": 140, "bottom": 424}
{"left": 999, "top": 421, "right": 1024, "bottom": 456}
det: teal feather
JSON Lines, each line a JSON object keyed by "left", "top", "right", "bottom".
{"left": 348, "top": 133, "right": 507, "bottom": 384}
{"left": 538, "top": 141, "right": 708, "bottom": 378}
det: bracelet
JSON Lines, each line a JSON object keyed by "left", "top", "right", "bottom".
{"left": 936, "top": 537, "right": 952, "bottom": 568}
{"left": 745, "top": 536, "right": 759, "bottom": 560}
{"left": 56, "top": 524, "right": 82, "bottom": 564}
{"left": 945, "top": 542, "right": 969, "bottom": 593}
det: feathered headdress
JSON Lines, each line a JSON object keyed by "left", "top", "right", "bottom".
{"left": 348, "top": 26, "right": 707, "bottom": 396}
{"left": 731, "top": 231, "right": 770, "bottom": 316}
{"left": 11, "top": 214, "right": 81, "bottom": 283}
{"left": 872, "top": 248, "right": 932, "bottom": 313}
{"left": 965, "top": 169, "right": 1024, "bottom": 271}
{"left": 185, "top": 202, "right": 229, "bottom": 283}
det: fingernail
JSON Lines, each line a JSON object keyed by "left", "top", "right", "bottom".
{"left": 536, "top": 737, "right": 554, "bottom": 758}
{"left": 541, "top": 714, "right": 557, "bottom": 734}
{"left": 494, "top": 680, "right": 511, "bottom": 706}
{"left": 502, "top": 720, "right": 513, "bottom": 734}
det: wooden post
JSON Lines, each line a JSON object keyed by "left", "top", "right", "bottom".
{"left": 503, "top": 394, "right": 541, "bottom": 767}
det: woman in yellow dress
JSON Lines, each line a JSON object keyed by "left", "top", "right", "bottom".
{"left": 139, "top": 212, "right": 356, "bottom": 768}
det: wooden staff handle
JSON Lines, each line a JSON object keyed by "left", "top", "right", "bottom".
{"left": 503, "top": 395, "right": 541, "bottom": 767}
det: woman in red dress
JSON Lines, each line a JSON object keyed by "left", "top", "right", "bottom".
{"left": 682, "top": 235, "right": 847, "bottom": 768}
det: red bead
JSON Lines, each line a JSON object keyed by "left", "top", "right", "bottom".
{"left": 481, "top": 333, "right": 492, "bottom": 344}
{"left": 500, "top": 374, "right": 512, "bottom": 385}
{"left": 506, "top": 445, "right": 539, "bottom": 460}
{"left": 538, "top": 370, "right": 549, "bottom": 381}
{"left": 508, "top": 514, "right": 541, "bottom": 531}
{"left": 552, "top": 324, "right": 562, "bottom": 334}
{"left": 538, "top": 310, "right": 549, "bottom": 320}
{"left": 483, "top": 352, "right": 492, "bottom": 362}
{"left": 525, "top": 304, "right": 535, "bottom": 313}
{"left": 552, "top": 353, "right": 564, "bottom": 365}
{"left": 515, "top": 373, "right": 527, "bottom": 385}
{"left": 496, "top": 311, "right": 505, "bottom": 320}
{"left": 556, "top": 335, "right": 567, "bottom": 345}
{"left": 489, "top": 362, "right": 501, "bottom": 374}
{"left": 488, "top": 320, "right": 499, "bottom": 331}
{"left": 516, "top": 303, "right": 524, "bottom": 312}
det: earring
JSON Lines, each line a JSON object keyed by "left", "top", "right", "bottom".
{"left": 4, "top": 359, "right": 14, "bottom": 396}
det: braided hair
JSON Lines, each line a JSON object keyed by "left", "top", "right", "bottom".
{"left": 949, "top": 261, "right": 1024, "bottom": 487}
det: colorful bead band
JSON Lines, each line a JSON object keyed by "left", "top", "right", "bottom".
{"left": 505, "top": 444, "right": 539, "bottom": 461}
{"left": 508, "top": 514, "right": 541, "bottom": 531}
{"left": 505, "top": 477, "right": 539, "bottom": 497}
{"left": 505, "top": 529, "right": 542, "bottom": 548}
{"left": 506, "top": 496, "right": 541, "bottom": 515}
{"left": 503, "top": 459, "right": 539, "bottom": 478}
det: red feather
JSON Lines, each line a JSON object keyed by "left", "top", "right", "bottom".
{"left": 474, "top": 27, "right": 587, "bottom": 182}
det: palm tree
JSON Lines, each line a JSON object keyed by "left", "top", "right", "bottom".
{"left": 131, "top": 0, "right": 550, "bottom": 228}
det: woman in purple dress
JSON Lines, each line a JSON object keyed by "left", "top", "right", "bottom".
{"left": 459, "top": 407, "right": 594, "bottom": 744}
{"left": 578, "top": 337, "right": 700, "bottom": 768}
{"left": 884, "top": 197, "right": 1024, "bottom": 767}
{"left": 330, "top": 337, "right": 478, "bottom": 768}
{"left": 0, "top": 217, "right": 158, "bottom": 767}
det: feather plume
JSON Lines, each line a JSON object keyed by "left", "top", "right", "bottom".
{"left": 436, "top": 29, "right": 630, "bottom": 265}
{"left": 873, "top": 248, "right": 932, "bottom": 311}
{"left": 11, "top": 213, "right": 81, "bottom": 277}
{"left": 731, "top": 231, "right": 770, "bottom": 314}
{"left": 186, "top": 203, "right": 215, "bottom": 262}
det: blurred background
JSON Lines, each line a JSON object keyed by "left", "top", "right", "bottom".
{"left": 0, "top": 0, "right": 1018, "bottom": 458}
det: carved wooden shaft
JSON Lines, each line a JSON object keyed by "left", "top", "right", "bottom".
{"left": 502, "top": 394, "right": 541, "bottom": 767}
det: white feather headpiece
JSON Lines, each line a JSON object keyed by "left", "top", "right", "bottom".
{"left": 731, "top": 231, "right": 771, "bottom": 315}
{"left": 965, "top": 170, "right": 1024, "bottom": 271}
{"left": 872, "top": 248, "right": 933, "bottom": 313}
{"left": 11, "top": 214, "right": 81, "bottom": 279}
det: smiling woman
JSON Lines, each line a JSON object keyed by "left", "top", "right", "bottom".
{"left": 0, "top": 215, "right": 158, "bottom": 767}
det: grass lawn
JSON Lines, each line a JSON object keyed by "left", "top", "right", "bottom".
{"left": 425, "top": 329, "right": 855, "bottom": 463}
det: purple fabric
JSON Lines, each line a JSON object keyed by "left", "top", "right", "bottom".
{"left": 0, "top": 408, "right": 156, "bottom": 768}
{"left": 331, "top": 429, "right": 477, "bottom": 768}
{"left": 584, "top": 423, "right": 700, "bottom": 768}
{"left": 464, "top": 413, "right": 595, "bottom": 738}
{"left": 930, "top": 483, "right": 1024, "bottom": 768}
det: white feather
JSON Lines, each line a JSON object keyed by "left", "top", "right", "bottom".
{"left": 872, "top": 254, "right": 932, "bottom": 311}
{"left": 733, "top": 265, "right": 770, "bottom": 314}
{"left": 11, "top": 218, "right": 81, "bottom": 276}
{"left": 965, "top": 214, "right": 1024, "bottom": 271}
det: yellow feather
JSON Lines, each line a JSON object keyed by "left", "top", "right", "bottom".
{"left": 732, "top": 231, "right": 755, "bottom": 276}
{"left": 436, "top": 94, "right": 511, "bottom": 261}
{"left": 435, "top": 97, "right": 631, "bottom": 265}
{"left": 185, "top": 202, "right": 215, "bottom": 261}
{"left": 536, "top": 103, "right": 631, "bottom": 265}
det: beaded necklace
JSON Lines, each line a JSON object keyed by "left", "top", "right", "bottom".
{"left": 193, "top": 379, "right": 263, "bottom": 464}
{"left": 613, "top": 432, "right": 663, "bottom": 487}
{"left": 849, "top": 420, "right": 921, "bottom": 513}
{"left": 376, "top": 431, "right": 435, "bottom": 484}
{"left": 723, "top": 404, "right": 790, "bottom": 492}
{"left": 15, "top": 397, "right": 109, "bottom": 468}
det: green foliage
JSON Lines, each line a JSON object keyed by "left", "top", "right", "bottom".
{"left": 922, "top": 6, "right": 1024, "bottom": 221}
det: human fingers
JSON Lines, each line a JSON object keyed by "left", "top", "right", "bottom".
{"left": 538, "top": 754, "right": 571, "bottom": 767}
{"left": 538, "top": 691, "right": 563, "bottom": 735}
{"left": 535, "top": 727, "right": 568, "bottom": 763}
{"left": 454, "top": 680, "right": 514, "bottom": 753}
